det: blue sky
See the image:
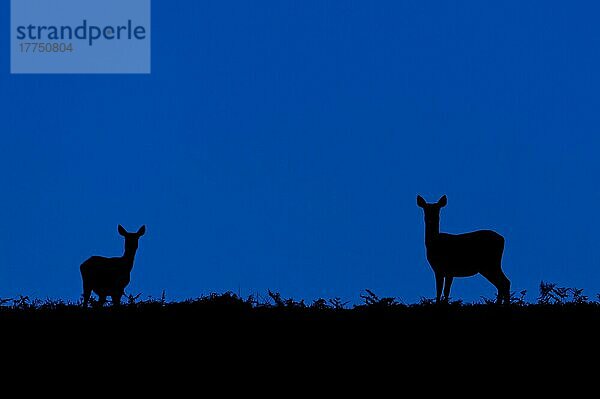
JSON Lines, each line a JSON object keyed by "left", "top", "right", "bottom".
{"left": 1, "top": 1, "right": 599, "bottom": 304}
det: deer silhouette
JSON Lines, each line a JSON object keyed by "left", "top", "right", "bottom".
{"left": 80, "top": 225, "right": 146, "bottom": 307}
{"left": 417, "top": 195, "right": 510, "bottom": 304}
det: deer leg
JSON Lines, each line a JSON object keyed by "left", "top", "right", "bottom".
{"left": 112, "top": 293, "right": 122, "bottom": 307}
{"left": 82, "top": 293, "right": 91, "bottom": 308}
{"left": 435, "top": 273, "right": 444, "bottom": 303}
{"left": 481, "top": 270, "right": 510, "bottom": 304}
{"left": 497, "top": 271, "right": 511, "bottom": 304}
{"left": 82, "top": 286, "right": 91, "bottom": 308}
{"left": 443, "top": 276, "right": 453, "bottom": 302}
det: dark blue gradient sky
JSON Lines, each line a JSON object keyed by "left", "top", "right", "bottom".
{"left": 1, "top": 1, "right": 599, "bottom": 303}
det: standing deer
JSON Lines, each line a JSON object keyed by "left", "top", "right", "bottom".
{"left": 80, "top": 225, "right": 146, "bottom": 307}
{"left": 417, "top": 195, "right": 510, "bottom": 304}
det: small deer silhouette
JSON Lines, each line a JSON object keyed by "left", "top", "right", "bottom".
{"left": 417, "top": 195, "right": 510, "bottom": 304}
{"left": 80, "top": 225, "right": 146, "bottom": 307}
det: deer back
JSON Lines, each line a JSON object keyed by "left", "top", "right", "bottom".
{"left": 426, "top": 230, "right": 504, "bottom": 276}
{"left": 80, "top": 256, "right": 132, "bottom": 292}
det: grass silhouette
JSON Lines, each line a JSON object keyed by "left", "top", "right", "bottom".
{"left": 2, "top": 282, "right": 600, "bottom": 326}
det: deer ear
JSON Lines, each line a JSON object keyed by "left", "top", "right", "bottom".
{"left": 118, "top": 225, "right": 127, "bottom": 236}
{"left": 417, "top": 195, "right": 427, "bottom": 208}
{"left": 137, "top": 225, "right": 146, "bottom": 237}
{"left": 438, "top": 195, "right": 447, "bottom": 207}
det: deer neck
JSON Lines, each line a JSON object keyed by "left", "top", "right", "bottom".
{"left": 122, "top": 247, "right": 137, "bottom": 271}
{"left": 424, "top": 220, "right": 440, "bottom": 247}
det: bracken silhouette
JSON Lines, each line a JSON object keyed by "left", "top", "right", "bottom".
{"left": 417, "top": 195, "right": 510, "bottom": 304}
{"left": 80, "top": 225, "right": 146, "bottom": 307}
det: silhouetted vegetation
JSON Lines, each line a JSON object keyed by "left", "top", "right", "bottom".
{"left": 538, "top": 281, "right": 589, "bottom": 304}
{"left": 2, "top": 282, "right": 600, "bottom": 328}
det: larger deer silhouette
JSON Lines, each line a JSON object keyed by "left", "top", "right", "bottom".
{"left": 80, "top": 225, "right": 146, "bottom": 307}
{"left": 417, "top": 195, "right": 510, "bottom": 304}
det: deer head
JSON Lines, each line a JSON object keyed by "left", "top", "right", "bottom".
{"left": 417, "top": 195, "right": 447, "bottom": 236}
{"left": 118, "top": 224, "right": 146, "bottom": 258}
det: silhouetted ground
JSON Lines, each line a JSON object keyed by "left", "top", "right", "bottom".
{"left": 3, "top": 290, "right": 600, "bottom": 330}
{"left": 2, "top": 290, "right": 597, "bottom": 376}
